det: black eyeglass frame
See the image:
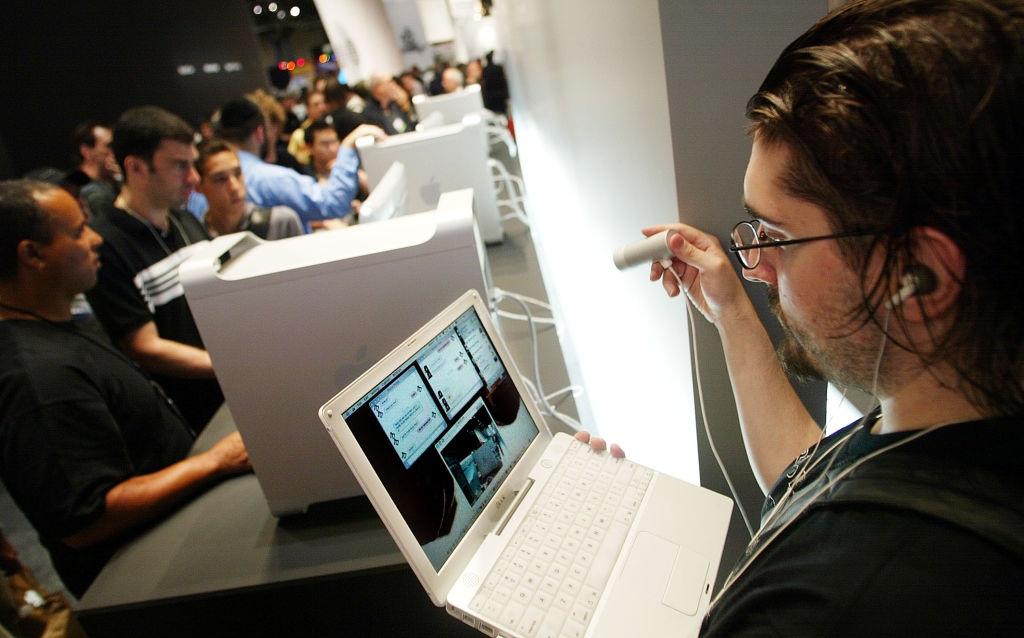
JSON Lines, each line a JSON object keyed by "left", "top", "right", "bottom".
{"left": 728, "top": 220, "right": 877, "bottom": 269}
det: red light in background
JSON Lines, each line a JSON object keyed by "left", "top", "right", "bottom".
{"left": 286, "top": 61, "right": 296, "bottom": 71}
{"left": 278, "top": 61, "right": 287, "bottom": 71}
{"left": 297, "top": 57, "right": 305, "bottom": 67}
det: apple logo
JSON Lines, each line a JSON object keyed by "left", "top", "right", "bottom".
{"left": 420, "top": 176, "right": 442, "bottom": 207}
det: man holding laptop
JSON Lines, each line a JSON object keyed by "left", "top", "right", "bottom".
{"left": 586, "top": 0, "right": 1023, "bottom": 634}
{"left": 323, "top": 0, "right": 1021, "bottom": 636}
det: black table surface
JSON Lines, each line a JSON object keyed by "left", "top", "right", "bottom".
{"left": 76, "top": 405, "right": 478, "bottom": 637}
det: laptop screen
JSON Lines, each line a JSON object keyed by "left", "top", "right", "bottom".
{"left": 342, "top": 306, "right": 540, "bottom": 570}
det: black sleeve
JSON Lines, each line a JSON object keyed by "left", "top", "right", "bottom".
{"left": 1, "top": 397, "right": 133, "bottom": 541}
{"left": 86, "top": 234, "right": 153, "bottom": 341}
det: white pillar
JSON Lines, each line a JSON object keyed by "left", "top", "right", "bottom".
{"left": 314, "top": 0, "right": 404, "bottom": 82}
{"left": 495, "top": 0, "right": 696, "bottom": 480}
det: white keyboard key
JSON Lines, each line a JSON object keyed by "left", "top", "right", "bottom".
{"left": 548, "top": 562, "right": 566, "bottom": 580}
{"left": 584, "top": 521, "right": 630, "bottom": 590}
{"left": 615, "top": 507, "right": 635, "bottom": 525}
{"left": 561, "top": 618, "right": 585, "bottom": 638}
{"left": 533, "top": 589, "right": 553, "bottom": 610}
{"left": 540, "top": 609, "right": 566, "bottom": 638}
{"left": 580, "top": 585, "right": 600, "bottom": 610}
{"left": 541, "top": 576, "right": 560, "bottom": 595}
{"left": 517, "top": 606, "right": 545, "bottom": 636}
{"left": 561, "top": 577, "right": 580, "bottom": 598}
{"left": 513, "top": 585, "right": 533, "bottom": 605}
{"left": 555, "top": 549, "right": 574, "bottom": 565}
{"left": 483, "top": 598, "right": 504, "bottom": 617}
{"left": 568, "top": 562, "right": 586, "bottom": 581}
{"left": 538, "top": 622, "right": 562, "bottom": 638}
{"left": 501, "top": 602, "right": 525, "bottom": 629}
{"left": 574, "top": 551, "right": 593, "bottom": 570}
{"left": 553, "top": 590, "right": 574, "bottom": 611}
{"left": 471, "top": 591, "right": 489, "bottom": 611}
{"left": 569, "top": 603, "right": 592, "bottom": 626}
{"left": 500, "top": 571, "right": 521, "bottom": 589}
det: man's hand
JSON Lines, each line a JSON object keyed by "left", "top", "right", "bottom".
{"left": 207, "top": 431, "right": 251, "bottom": 476}
{"left": 574, "top": 431, "right": 625, "bottom": 458}
{"left": 643, "top": 223, "right": 752, "bottom": 326}
{"left": 341, "top": 124, "right": 387, "bottom": 149}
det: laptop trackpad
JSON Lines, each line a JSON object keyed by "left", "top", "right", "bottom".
{"left": 588, "top": 532, "right": 709, "bottom": 638}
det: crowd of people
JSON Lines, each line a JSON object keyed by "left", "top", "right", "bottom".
{"left": 0, "top": 55, "right": 511, "bottom": 607}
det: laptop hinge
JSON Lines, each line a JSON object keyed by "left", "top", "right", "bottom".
{"left": 492, "top": 478, "right": 534, "bottom": 536}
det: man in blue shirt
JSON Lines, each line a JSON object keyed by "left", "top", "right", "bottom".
{"left": 191, "top": 97, "right": 384, "bottom": 230}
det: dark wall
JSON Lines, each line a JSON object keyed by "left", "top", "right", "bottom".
{"left": 0, "top": 0, "right": 269, "bottom": 177}
{"left": 656, "top": 0, "right": 828, "bottom": 586}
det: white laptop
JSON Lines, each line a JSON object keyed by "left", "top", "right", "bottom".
{"left": 319, "top": 290, "right": 732, "bottom": 638}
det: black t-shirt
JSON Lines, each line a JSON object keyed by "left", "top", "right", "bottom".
{"left": 0, "top": 319, "right": 194, "bottom": 596}
{"left": 86, "top": 205, "right": 223, "bottom": 430}
{"left": 701, "top": 415, "right": 1024, "bottom": 636}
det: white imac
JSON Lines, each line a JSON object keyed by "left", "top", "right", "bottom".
{"left": 412, "top": 84, "right": 484, "bottom": 126}
{"left": 357, "top": 114, "right": 503, "bottom": 244}
{"left": 359, "top": 161, "right": 407, "bottom": 223}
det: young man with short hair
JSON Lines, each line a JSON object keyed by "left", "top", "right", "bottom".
{"left": 304, "top": 119, "right": 340, "bottom": 185}
{"left": 86, "top": 106, "right": 223, "bottom": 431}
{"left": 196, "top": 140, "right": 302, "bottom": 240}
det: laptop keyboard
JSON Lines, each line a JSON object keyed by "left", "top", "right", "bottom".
{"left": 468, "top": 439, "right": 654, "bottom": 637}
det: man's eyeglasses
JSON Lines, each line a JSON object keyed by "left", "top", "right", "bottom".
{"left": 728, "top": 220, "right": 876, "bottom": 269}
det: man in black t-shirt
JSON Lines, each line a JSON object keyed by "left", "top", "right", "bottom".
{"left": 86, "top": 106, "right": 223, "bottom": 431}
{"left": 578, "top": 1, "right": 1024, "bottom": 634}
{"left": 0, "top": 180, "right": 250, "bottom": 597}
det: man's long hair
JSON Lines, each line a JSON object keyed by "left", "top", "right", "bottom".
{"left": 747, "top": 0, "right": 1024, "bottom": 415}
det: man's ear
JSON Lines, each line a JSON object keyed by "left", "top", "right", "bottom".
{"left": 123, "top": 155, "right": 148, "bottom": 179}
{"left": 901, "top": 226, "right": 965, "bottom": 321}
{"left": 16, "top": 239, "right": 46, "bottom": 272}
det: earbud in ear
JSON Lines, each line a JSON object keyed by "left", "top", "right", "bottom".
{"left": 886, "top": 265, "right": 937, "bottom": 309}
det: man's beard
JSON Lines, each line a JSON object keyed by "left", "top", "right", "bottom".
{"left": 766, "top": 287, "right": 884, "bottom": 393}
{"left": 766, "top": 288, "right": 825, "bottom": 383}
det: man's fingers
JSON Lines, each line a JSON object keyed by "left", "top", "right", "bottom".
{"left": 574, "top": 431, "right": 624, "bottom": 458}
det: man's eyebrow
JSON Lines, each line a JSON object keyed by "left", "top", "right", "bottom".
{"left": 741, "top": 201, "right": 784, "bottom": 226}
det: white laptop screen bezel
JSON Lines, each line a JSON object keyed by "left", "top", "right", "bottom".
{"left": 319, "top": 289, "right": 554, "bottom": 606}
